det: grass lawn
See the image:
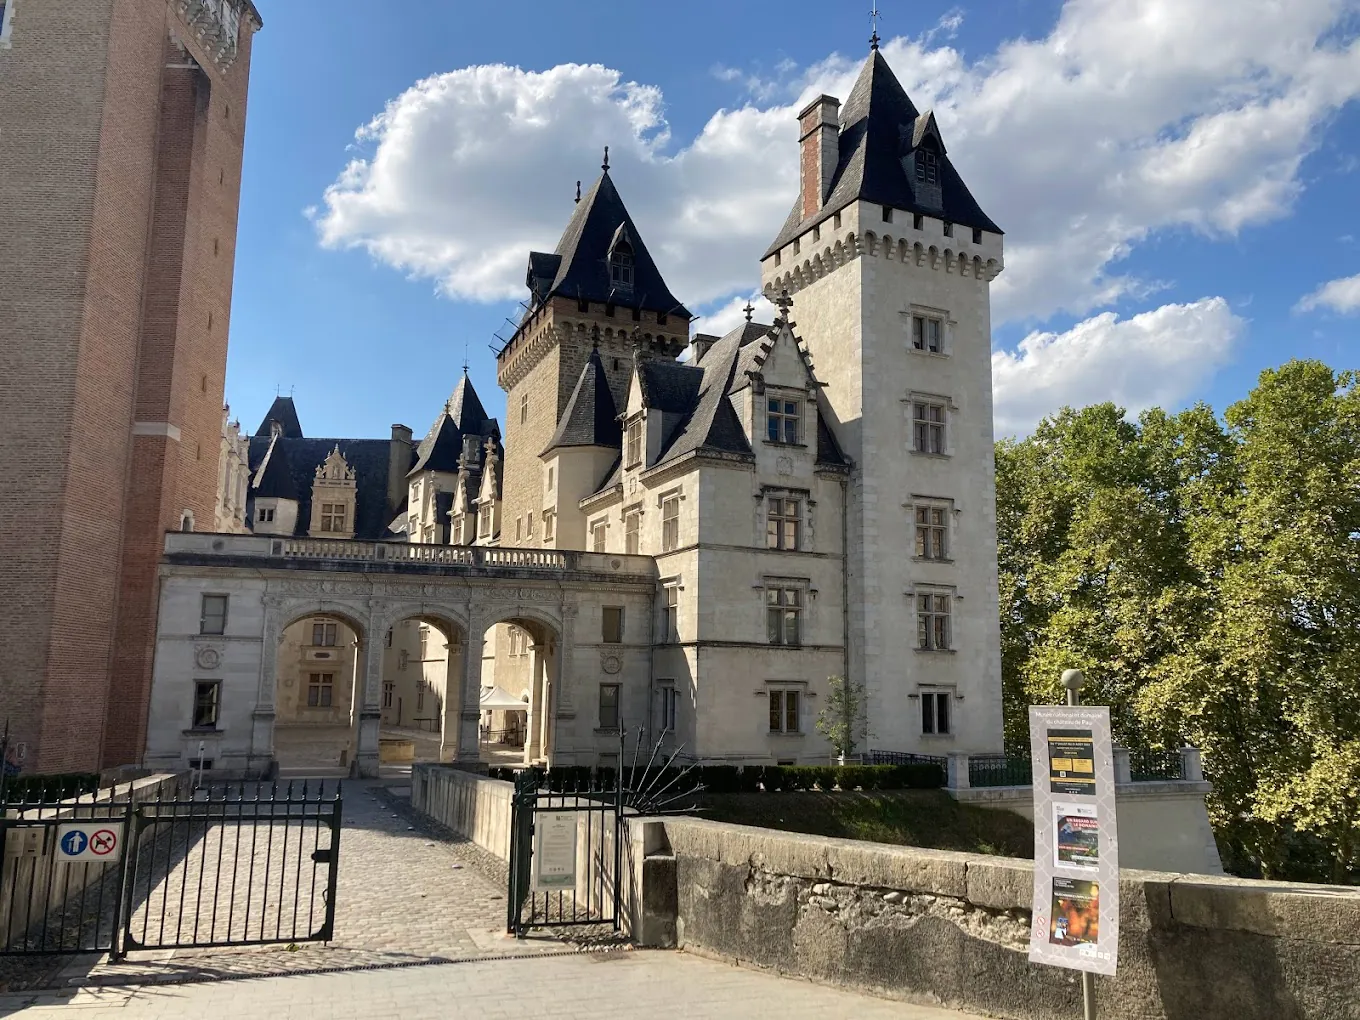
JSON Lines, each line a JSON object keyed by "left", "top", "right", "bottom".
{"left": 695, "top": 789, "right": 1035, "bottom": 858}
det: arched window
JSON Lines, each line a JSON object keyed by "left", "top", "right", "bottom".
{"left": 610, "top": 242, "right": 634, "bottom": 289}
{"left": 179, "top": 510, "right": 195, "bottom": 532}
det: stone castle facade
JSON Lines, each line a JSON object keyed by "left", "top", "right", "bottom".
{"left": 177, "top": 45, "right": 1006, "bottom": 770}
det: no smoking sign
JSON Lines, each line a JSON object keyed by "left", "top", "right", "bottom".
{"left": 56, "top": 822, "right": 124, "bottom": 863}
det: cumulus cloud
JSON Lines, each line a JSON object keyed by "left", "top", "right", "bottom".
{"left": 696, "top": 293, "right": 778, "bottom": 337}
{"left": 992, "top": 297, "right": 1244, "bottom": 437}
{"left": 314, "top": 0, "right": 1360, "bottom": 328}
{"left": 1295, "top": 272, "right": 1360, "bottom": 314}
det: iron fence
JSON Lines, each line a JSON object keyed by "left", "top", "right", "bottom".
{"left": 968, "top": 754, "right": 1034, "bottom": 788}
{"left": 1129, "top": 748, "right": 1184, "bottom": 782}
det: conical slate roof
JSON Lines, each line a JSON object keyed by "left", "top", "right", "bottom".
{"left": 764, "top": 49, "right": 1001, "bottom": 257}
{"left": 447, "top": 372, "right": 489, "bottom": 435}
{"left": 254, "top": 396, "right": 303, "bottom": 438}
{"left": 525, "top": 170, "right": 690, "bottom": 319}
{"left": 409, "top": 413, "right": 464, "bottom": 474}
{"left": 544, "top": 347, "right": 622, "bottom": 453}
{"left": 409, "top": 371, "right": 500, "bottom": 477}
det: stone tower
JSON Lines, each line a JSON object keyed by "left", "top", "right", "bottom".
{"left": 495, "top": 162, "right": 690, "bottom": 547}
{"left": 759, "top": 47, "right": 1006, "bottom": 752}
{"left": 0, "top": 0, "right": 262, "bottom": 770}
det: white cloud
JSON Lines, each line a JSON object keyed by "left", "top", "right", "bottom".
{"left": 1296, "top": 272, "right": 1360, "bottom": 313}
{"left": 314, "top": 0, "right": 1360, "bottom": 326}
{"left": 992, "top": 297, "right": 1244, "bottom": 436}
{"left": 696, "top": 293, "right": 778, "bottom": 337}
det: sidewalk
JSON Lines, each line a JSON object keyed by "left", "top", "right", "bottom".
{"left": 3, "top": 949, "right": 992, "bottom": 1019}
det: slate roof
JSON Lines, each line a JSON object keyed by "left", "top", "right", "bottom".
{"left": 410, "top": 372, "right": 501, "bottom": 477}
{"left": 252, "top": 436, "right": 300, "bottom": 500}
{"left": 525, "top": 170, "right": 690, "bottom": 320}
{"left": 764, "top": 50, "right": 1001, "bottom": 258}
{"left": 410, "top": 413, "right": 464, "bottom": 474}
{"left": 246, "top": 436, "right": 412, "bottom": 540}
{"left": 254, "top": 396, "right": 303, "bottom": 439}
{"left": 545, "top": 347, "right": 622, "bottom": 453}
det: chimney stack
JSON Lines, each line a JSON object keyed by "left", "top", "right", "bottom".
{"left": 798, "top": 95, "right": 841, "bottom": 220}
{"left": 689, "top": 333, "right": 719, "bottom": 365}
{"left": 387, "top": 423, "right": 413, "bottom": 517}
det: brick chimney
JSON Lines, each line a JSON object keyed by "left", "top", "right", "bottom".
{"left": 798, "top": 95, "right": 841, "bottom": 219}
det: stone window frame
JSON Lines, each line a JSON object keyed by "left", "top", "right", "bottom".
{"left": 311, "top": 620, "right": 338, "bottom": 648}
{"left": 766, "top": 681, "right": 806, "bottom": 735}
{"left": 763, "top": 575, "right": 809, "bottom": 647}
{"left": 306, "top": 672, "right": 336, "bottom": 708}
{"left": 660, "top": 576, "right": 682, "bottom": 644}
{"left": 601, "top": 606, "right": 625, "bottom": 644}
{"left": 759, "top": 485, "right": 814, "bottom": 552}
{"left": 912, "top": 583, "right": 957, "bottom": 652}
{"left": 905, "top": 303, "right": 952, "bottom": 357}
{"left": 918, "top": 685, "right": 955, "bottom": 736}
{"left": 257, "top": 506, "right": 275, "bottom": 523}
{"left": 598, "top": 682, "right": 621, "bottom": 731}
{"left": 191, "top": 679, "right": 221, "bottom": 731}
{"left": 906, "top": 391, "right": 955, "bottom": 457}
{"left": 657, "top": 486, "right": 683, "bottom": 553}
{"left": 764, "top": 389, "right": 804, "bottom": 446}
{"left": 520, "top": 393, "right": 529, "bottom": 425}
{"left": 590, "top": 517, "right": 608, "bottom": 552}
{"left": 656, "top": 680, "right": 678, "bottom": 733}
{"left": 623, "top": 503, "right": 643, "bottom": 555}
{"left": 624, "top": 415, "right": 644, "bottom": 468}
{"left": 909, "top": 495, "right": 955, "bottom": 562}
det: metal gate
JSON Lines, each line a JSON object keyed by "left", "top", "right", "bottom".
{"left": 0, "top": 780, "right": 341, "bottom": 958}
{"left": 506, "top": 735, "right": 702, "bottom": 938}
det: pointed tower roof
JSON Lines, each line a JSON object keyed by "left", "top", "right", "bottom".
{"left": 254, "top": 396, "right": 303, "bottom": 438}
{"left": 543, "top": 347, "right": 622, "bottom": 454}
{"left": 525, "top": 170, "right": 690, "bottom": 319}
{"left": 763, "top": 49, "right": 1001, "bottom": 257}
{"left": 252, "top": 437, "right": 299, "bottom": 500}
{"left": 447, "top": 371, "right": 489, "bottom": 435}
{"left": 409, "top": 413, "right": 464, "bottom": 475}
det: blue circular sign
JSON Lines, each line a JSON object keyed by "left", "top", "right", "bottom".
{"left": 60, "top": 830, "right": 88, "bottom": 856}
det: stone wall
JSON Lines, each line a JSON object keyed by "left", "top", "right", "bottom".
{"left": 649, "top": 817, "right": 1360, "bottom": 1020}
{"left": 410, "top": 764, "right": 513, "bottom": 860}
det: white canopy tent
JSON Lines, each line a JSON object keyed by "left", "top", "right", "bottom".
{"left": 480, "top": 686, "right": 529, "bottom": 712}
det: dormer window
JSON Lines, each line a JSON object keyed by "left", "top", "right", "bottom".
{"left": 916, "top": 149, "right": 939, "bottom": 185}
{"left": 767, "top": 398, "right": 800, "bottom": 445}
{"left": 610, "top": 242, "right": 634, "bottom": 289}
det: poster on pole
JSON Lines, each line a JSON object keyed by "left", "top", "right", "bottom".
{"left": 1028, "top": 705, "right": 1119, "bottom": 976}
{"left": 532, "top": 811, "right": 578, "bottom": 892}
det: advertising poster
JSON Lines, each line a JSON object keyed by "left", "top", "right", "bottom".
{"left": 1028, "top": 705, "right": 1119, "bottom": 976}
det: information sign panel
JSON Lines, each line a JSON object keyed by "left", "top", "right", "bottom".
{"left": 1028, "top": 706, "right": 1119, "bottom": 976}
{"left": 532, "top": 811, "right": 578, "bottom": 892}
{"left": 55, "top": 822, "right": 124, "bottom": 863}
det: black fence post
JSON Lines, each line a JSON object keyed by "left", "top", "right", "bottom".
{"left": 108, "top": 789, "right": 136, "bottom": 961}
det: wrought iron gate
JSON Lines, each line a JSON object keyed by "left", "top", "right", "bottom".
{"left": 0, "top": 780, "right": 342, "bottom": 958}
{"left": 506, "top": 734, "right": 703, "bottom": 938}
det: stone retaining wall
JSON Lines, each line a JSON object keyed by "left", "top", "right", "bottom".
{"left": 651, "top": 816, "right": 1360, "bottom": 1020}
{"left": 410, "top": 764, "right": 513, "bottom": 860}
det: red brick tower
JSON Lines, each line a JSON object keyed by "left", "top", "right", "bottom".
{"left": 0, "top": 0, "right": 262, "bottom": 770}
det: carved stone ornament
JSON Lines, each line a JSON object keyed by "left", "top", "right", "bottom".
{"left": 601, "top": 653, "right": 622, "bottom": 675}
{"left": 194, "top": 645, "right": 222, "bottom": 670}
{"left": 776, "top": 456, "right": 794, "bottom": 476}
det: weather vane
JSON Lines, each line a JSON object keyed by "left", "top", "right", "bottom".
{"left": 743, "top": 300, "right": 755, "bottom": 323}
{"left": 870, "top": 5, "right": 881, "bottom": 50}
{"left": 602, "top": 145, "right": 610, "bottom": 172}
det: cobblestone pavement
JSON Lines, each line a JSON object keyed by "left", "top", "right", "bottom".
{"left": 16, "top": 781, "right": 585, "bottom": 992}
{"left": 1, "top": 949, "right": 991, "bottom": 1019}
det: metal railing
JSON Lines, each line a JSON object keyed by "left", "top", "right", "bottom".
{"left": 1129, "top": 748, "right": 1184, "bottom": 782}
{"left": 968, "top": 754, "right": 1034, "bottom": 789}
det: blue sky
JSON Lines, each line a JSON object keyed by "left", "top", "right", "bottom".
{"left": 226, "top": 0, "right": 1360, "bottom": 441}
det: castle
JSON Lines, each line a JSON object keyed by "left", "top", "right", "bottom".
{"left": 160, "top": 43, "right": 1005, "bottom": 772}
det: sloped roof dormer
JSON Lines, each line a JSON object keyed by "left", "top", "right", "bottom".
{"left": 544, "top": 347, "right": 623, "bottom": 454}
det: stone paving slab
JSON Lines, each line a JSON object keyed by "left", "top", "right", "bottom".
{"left": 1, "top": 949, "right": 993, "bottom": 1019}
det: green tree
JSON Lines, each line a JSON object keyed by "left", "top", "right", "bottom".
{"left": 817, "top": 675, "right": 869, "bottom": 763}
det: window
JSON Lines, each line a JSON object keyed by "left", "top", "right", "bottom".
{"left": 915, "top": 506, "right": 949, "bottom": 560}
{"left": 192, "top": 681, "right": 220, "bottom": 729}
{"left": 916, "top": 149, "right": 939, "bottom": 185}
{"left": 547, "top": 466, "right": 554, "bottom": 489}
{"left": 418, "top": 627, "right": 428, "bottom": 659}
{"left": 320, "top": 503, "right": 346, "bottom": 532}
{"left": 916, "top": 592, "right": 952, "bottom": 650}
{"left": 479, "top": 505, "right": 492, "bottom": 536}
{"left": 385, "top": 629, "right": 393, "bottom": 648}
{"left": 972, "top": 227, "right": 983, "bottom": 244}
{"left": 591, "top": 519, "right": 608, "bottom": 552}
{"left": 625, "top": 419, "right": 643, "bottom": 467}
{"left": 793, "top": 238, "right": 800, "bottom": 255}
{"left": 912, "top": 314, "right": 943, "bottom": 353}
{"left": 766, "top": 586, "right": 802, "bottom": 646}
{"left": 913, "top": 213, "right": 924, "bottom": 230}
{"left": 200, "top": 594, "right": 228, "bottom": 635}
{"left": 658, "top": 684, "right": 678, "bottom": 732}
{"left": 767, "top": 398, "right": 800, "bottom": 444}
{"left": 769, "top": 689, "right": 800, "bottom": 733}
{"left": 416, "top": 682, "right": 425, "bottom": 712}
{"left": 599, "top": 684, "right": 620, "bottom": 730}
{"left": 661, "top": 495, "right": 680, "bottom": 552}
{"left": 526, "top": 512, "right": 533, "bottom": 537}
{"left": 922, "top": 690, "right": 952, "bottom": 735}
{"left": 625, "top": 510, "right": 641, "bottom": 554}
{"left": 543, "top": 512, "right": 555, "bottom": 541}
{"left": 812, "top": 225, "right": 820, "bottom": 242}
{"left": 663, "top": 584, "right": 679, "bottom": 643}
{"left": 257, "top": 506, "right": 275, "bottom": 523}
{"left": 913, "top": 401, "right": 947, "bottom": 454}
{"left": 882, "top": 205, "right": 893, "bottom": 223}
{"left": 774, "top": 251, "right": 781, "bottom": 267}
{"left": 520, "top": 393, "right": 529, "bottom": 425}
{"left": 833, "top": 212, "right": 842, "bottom": 229}
{"left": 382, "top": 681, "right": 394, "bottom": 709}
{"left": 766, "top": 497, "right": 801, "bottom": 551}
{"left": 307, "top": 673, "right": 335, "bottom": 708}
{"left": 610, "top": 243, "right": 634, "bottom": 288}
{"left": 602, "top": 606, "right": 624, "bottom": 644}
{"left": 515, "top": 517, "right": 523, "bottom": 541}
{"left": 943, "top": 221, "right": 954, "bottom": 238}
{"left": 312, "top": 621, "right": 338, "bottom": 647}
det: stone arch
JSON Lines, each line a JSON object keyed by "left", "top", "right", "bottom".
{"left": 864, "top": 230, "right": 878, "bottom": 256}
{"left": 276, "top": 601, "right": 370, "bottom": 647}
{"left": 472, "top": 602, "right": 565, "bottom": 766}
{"left": 897, "top": 238, "right": 910, "bottom": 262}
{"left": 882, "top": 234, "right": 894, "bottom": 259}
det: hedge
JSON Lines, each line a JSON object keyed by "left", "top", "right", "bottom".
{"left": 479, "top": 761, "right": 943, "bottom": 793}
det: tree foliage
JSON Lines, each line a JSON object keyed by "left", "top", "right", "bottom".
{"left": 997, "top": 361, "right": 1360, "bottom": 883}
{"left": 817, "top": 674, "right": 869, "bottom": 762}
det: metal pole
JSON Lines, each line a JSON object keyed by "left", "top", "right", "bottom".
{"left": 1062, "top": 668, "right": 1096, "bottom": 1020}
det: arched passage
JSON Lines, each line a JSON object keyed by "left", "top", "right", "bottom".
{"left": 379, "top": 612, "right": 465, "bottom": 766}
{"left": 271, "top": 607, "right": 368, "bottom": 773}
{"left": 476, "top": 609, "right": 562, "bottom": 768}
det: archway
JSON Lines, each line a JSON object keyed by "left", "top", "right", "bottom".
{"left": 379, "top": 613, "right": 463, "bottom": 768}
{"left": 478, "top": 614, "right": 561, "bottom": 768}
{"left": 272, "top": 610, "right": 367, "bottom": 772}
